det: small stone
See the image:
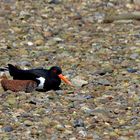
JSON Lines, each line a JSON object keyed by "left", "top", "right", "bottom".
{"left": 42, "top": 117, "right": 52, "bottom": 127}
{"left": 79, "top": 130, "right": 87, "bottom": 137}
{"left": 131, "top": 117, "right": 138, "bottom": 125}
{"left": 134, "top": 0, "right": 140, "bottom": 10}
{"left": 55, "top": 124, "right": 65, "bottom": 131}
{"left": 43, "top": 31, "right": 53, "bottom": 38}
{"left": 81, "top": 106, "right": 93, "bottom": 114}
{"left": 6, "top": 95, "right": 16, "bottom": 105}
{"left": 96, "top": 79, "right": 111, "bottom": 86}
{"left": 135, "top": 130, "right": 140, "bottom": 139}
{"left": 93, "top": 107, "right": 109, "bottom": 115}
{"left": 19, "top": 11, "right": 31, "bottom": 19}
{"left": 53, "top": 37, "right": 63, "bottom": 42}
{"left": 69, "top": 138, "right": 77, "bottom": 140}
{"left": 94, "top": 12, "right": 105, "bottom": 22}
{"left": 2, "top": 125, "right": 14, "bottom": 132}
{"left": 27, "top": 42, "right": 33, "bottom": 46}
{"left": 64, "top": 129, "right": 73, "bottom": 135}
{"left": 12, "top": 27, "right": 22, "bottom": 33}
{"left": 19, "top": 61, "right": 31, "bottom": 67}
{"left": 96, "top": 95, "right": 114, "bottom": 104}
{"left": 127, "top": 68, "right": 137, "bottom": 73}
{"left": 114, "top": 20, "right": 133, "bottom": 24}
{"left": 83, "top": 95, "right": 94, "bottom": 99}
{"left": 118, "top": 136, "right": 129, "bottom": 140}
{"left": 94, "top": 68, "right": 113, "bottom": 76}
{"left": 71, "top": 76, "right": 88, "bottom": 87}
{"left": 93, "top": 132, "right": 101, "bottom": 140}
{"left": 48, "top": 0, "right": 61, "bottom": 4}
{"left": 24, "top": 120, "right": 33, "bottom": 126}
{"left": 121, "top": 60, "right": 130, "bottom": 68}
{"left": 19, "top": 48, "right": 28, "bottom": 56}
{"left": 126, "top": 3, "right": 134, "bottom": 9}
{"left": 73, "top": 119, "right": 85, "bottom": 128}
{"left": 34, "top": 39, "right": 44, "bottom": 46}
{"left": 130, "top": 53, "right": 139, "bottom": 59}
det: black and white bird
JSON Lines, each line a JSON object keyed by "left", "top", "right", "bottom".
{"left": 6, "top": 64, "right": 72, "bottom": 91}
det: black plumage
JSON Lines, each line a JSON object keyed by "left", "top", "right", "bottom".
{"left": 8, "top": 64, "right": 63, "bottom": 91}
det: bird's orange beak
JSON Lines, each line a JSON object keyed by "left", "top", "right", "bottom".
{"left": 58, "top": 74, "right": 73, "bottom": 86}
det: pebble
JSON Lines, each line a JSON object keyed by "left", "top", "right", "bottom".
{"left": 24, "top": 120, "right": 33, "bottom": 126}
{"left": 34, "top": 39, "right": 44, "bottom": 46}
{"left": 18, "top": 61, "right": 31, "bottom": 67}
{"left": 130, "top": 117, "right": 138, "bottom": 125}
{"left": 27, "top": 42, "right": 33, "bottom": 46}
{"left": 118, "top": 136, "right": 129, "bottom": 140}
{"left": 96, "top": 79, "right": 111, "bottom": 86}
{"left": 78, "top": 130, "right": 87, "bottom": 137}
{"left": 94, "top": 69, "right": 113, "bottom": 76}
{"left": 48, "top": 0, "right": 61, "bottom": 4}
{"left": 127, "top": 68, "right": 137, "bottom": 73}
{"left": 53, "top": 37, "right": 63, "bottom": 42}
{"left": 130, "top": 53, "right": 139, "bottom": 59}
{"left": 55, "top": 124, "right": 65, "bottom": 131}
{"left": 43, "top": 31, "right": 53, "bottom": 38}
{"left": 81, "top": 106, "right": 93, "bottom": 115}
{"left": 6, "top": 95, "right": 16, "bottom": 105}
{"left": 2, "top": 125, "right": 14, "bottom": 132}
{"left": 69, "top": 138, "right": 77, "bottom": 140}
{"left": 92, "top": 132, "right": 102, "bottom": 140}
{"left": 73, "top": 119, "right": 85, "bottom": 128}
{"left": 83, "top": 95, "right": 94, "bottom": 99}
{"left": 42, "top": 117, "right": 52, "bottom": 127}
{"left": 71, "top": 76, "right": 88, "bottom": 87}
{"left": 92, "top": 107, "right": 109, "bottom": 116}
{"left": 135, "top": 130, "right": 140, "bottom": 139}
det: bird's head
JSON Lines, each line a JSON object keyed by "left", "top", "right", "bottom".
{"left": 49, "top": 66, "right": 73, "bottom": 86}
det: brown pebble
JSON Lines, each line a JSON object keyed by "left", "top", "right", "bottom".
{"left": 43, "top": 31, "right": 53, "bottom": 38}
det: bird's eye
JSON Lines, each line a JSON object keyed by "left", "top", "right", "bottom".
{"left": 53, "top": 69, "right": 57, "bottom": 73}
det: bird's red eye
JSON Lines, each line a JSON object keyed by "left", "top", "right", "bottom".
{"left": 53, "top": 69, "right": 57, "bottom": 73}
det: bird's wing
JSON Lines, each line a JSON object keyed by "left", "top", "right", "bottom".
{"left": 8, "top": 64, "right": 48, "bottom": 80}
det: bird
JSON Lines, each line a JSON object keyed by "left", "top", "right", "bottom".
{"left": 6, "top": 64, "right": 72, "bottom": 91}
{"left": 1, "top": 79, "right": 37, "bottom": 92}
{"left": 0, "top": 72, "right": 37, "bottom": 92}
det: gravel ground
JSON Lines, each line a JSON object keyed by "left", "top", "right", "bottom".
{"left": 0, "top": 0, "right": 140, "bottom": 139}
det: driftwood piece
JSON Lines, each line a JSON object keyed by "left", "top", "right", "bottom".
{"left": 103, "top": 12, "right": 140, "bottom": 23}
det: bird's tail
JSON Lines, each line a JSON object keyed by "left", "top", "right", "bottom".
{"left": 0, "top": 67, "right": 8, "bottom": 72}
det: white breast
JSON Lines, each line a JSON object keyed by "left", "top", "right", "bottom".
{"left": 0, "top": 72, "right": 4, "bottom": 76}
{"left": 36, "top": 77, "right": 45, "bottom": 89}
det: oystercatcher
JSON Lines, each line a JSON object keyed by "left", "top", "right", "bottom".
{"left": 6, "top": 64, "right": 72, "bottom": 91}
